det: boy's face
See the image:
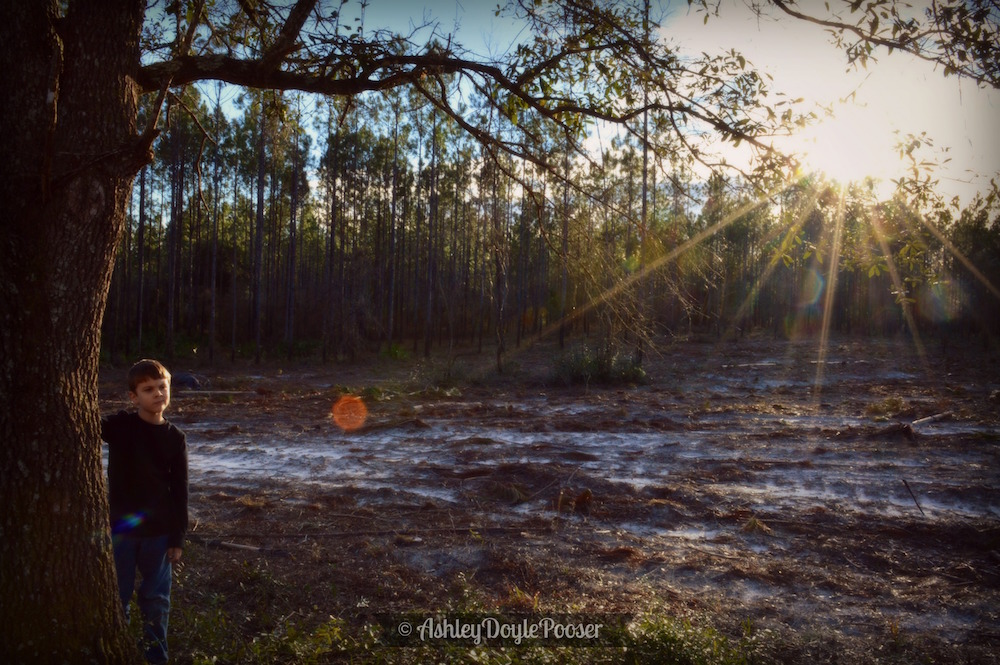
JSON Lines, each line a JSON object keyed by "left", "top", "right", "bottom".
{"left": 130, "top": 376, "right": 171, "bottom": 424}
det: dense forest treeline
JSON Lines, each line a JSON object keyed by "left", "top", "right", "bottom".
{"left": 101, "top": 85, "right": 1000, "bottom": 366}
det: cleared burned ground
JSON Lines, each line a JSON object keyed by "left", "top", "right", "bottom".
{"left": 100, "top": 335, "right": 1000, "bottom": 663}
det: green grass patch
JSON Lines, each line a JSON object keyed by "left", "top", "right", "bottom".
{"left": 172, "top": 606, "right": 779, "bottom": 664}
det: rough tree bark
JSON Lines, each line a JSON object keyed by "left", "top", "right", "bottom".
{"left": 0, "top": 1, "right": 146, "bottom": 662}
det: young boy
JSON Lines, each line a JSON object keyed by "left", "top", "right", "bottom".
{"left": 102, "top": 359, "right": 189, "bottom": 664}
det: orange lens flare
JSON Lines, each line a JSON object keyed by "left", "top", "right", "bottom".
{"left": 331, "top": 395, "right": 368, "bottom": 432}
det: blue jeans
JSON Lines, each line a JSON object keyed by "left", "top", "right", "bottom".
{"left": 113, "top": 535, "right": 172, "bottom": 664}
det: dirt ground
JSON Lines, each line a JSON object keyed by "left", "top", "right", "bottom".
{"left": 99, "top": 334, "right": 1000, "bottom": 662}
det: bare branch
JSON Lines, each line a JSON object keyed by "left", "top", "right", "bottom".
{"left": 261, "top": 0, "right": 318, "bottom": 70}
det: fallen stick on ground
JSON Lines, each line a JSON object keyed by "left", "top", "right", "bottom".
{"left": 902, "top": 478, "right": 926, "bottom": 517}
{"left": 911, "top": 412, "right": 953, "bottom": 426}
{"left": 188, "top": 534, "right": 291, "bottom": 557}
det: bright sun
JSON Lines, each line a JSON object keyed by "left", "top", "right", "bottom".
{"left": 789, "top": 102, "right": 904, "bottom": 194}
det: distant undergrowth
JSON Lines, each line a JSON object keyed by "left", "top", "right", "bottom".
{"left": 553, "top": 344, "right": 648, "bottom": 386}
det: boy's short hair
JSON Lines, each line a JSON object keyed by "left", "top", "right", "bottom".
{"left": 128, "top": 359, "right": 172, "bottom": 393}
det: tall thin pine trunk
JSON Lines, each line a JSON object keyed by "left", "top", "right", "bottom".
{"left": 285, "top": 123, "right": 299, "bottom": 358}
{"left": 253, "top": 108, "right": 266, "bottom": 363}
{"left": 136, "top": 165, "right": 147, "bottom": 354}
{"left": 209, "top": 101, "right": 221, "bottom": 363}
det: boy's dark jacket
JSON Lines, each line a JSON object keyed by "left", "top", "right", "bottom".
{"left": 102, "top": 411, "right": 189, "bottom": 549}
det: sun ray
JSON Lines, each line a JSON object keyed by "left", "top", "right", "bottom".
{"left": 868, "top": 205, "right": 929, "bottom": 366}
{"left": 525, "top": 180, "right": 799, "bottom": 348}
{"left": 722, "top": 187, "right": 822, "bottom": 342}
{"left": 908, "top": 204, "right": 1000, "bottom": 302}
{"left": 489, "top": 162, "right": 996, "bottom": 397}
{"left": 454, "top": 174, "right": 814, "bottom": 383}
{"left": 813, "top": 183, "right": 846, "bottom": 398}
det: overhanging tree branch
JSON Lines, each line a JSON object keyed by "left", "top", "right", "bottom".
{"left": 767, "top": 0, "right": 1000, "bottom": 89}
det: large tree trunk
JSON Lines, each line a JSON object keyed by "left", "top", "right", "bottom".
{"left": 1, "top": 2, "right": 145, "bottom": 662}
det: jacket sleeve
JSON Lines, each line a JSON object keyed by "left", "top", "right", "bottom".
{"left": 100, "top": 413, "right": 114, "bottom": 442}
{"left": 100, "top": 410, "right": 128, "bottom": 443}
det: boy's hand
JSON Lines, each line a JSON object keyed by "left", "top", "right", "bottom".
{"left": 167, "top": 547, "right": 183, "bottom": 564}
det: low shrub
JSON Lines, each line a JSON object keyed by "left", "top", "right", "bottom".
{"left": 553, "top": 344, "right": 648, "bottom": 386}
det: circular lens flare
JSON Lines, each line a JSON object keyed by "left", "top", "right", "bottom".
{"left": 799, "top": 268, "right": 825, "bottom": 307}
{"left": 331, "top": 395, "right": 368, "bottom": 432}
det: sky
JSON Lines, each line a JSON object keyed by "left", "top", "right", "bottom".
{"left": 665, "top": 0, "right": 1000, "bottom": 204}
{"left": 348, "top": 0, "right": 999, "bottom": 205}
